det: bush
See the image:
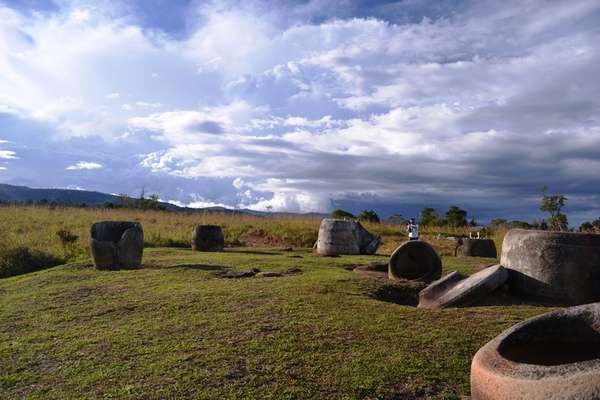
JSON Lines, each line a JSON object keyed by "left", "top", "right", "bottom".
{"left": 0, "top": 245, "right": 64, "bottom": 278}
{"left": 358, "top": 210, "right": 380, "bottom": 223}
{"left": 331, "top": 209, "right": 355, "bottom": 219}
{"left": 56, "top": 229, "right": 79, "bottom": 258}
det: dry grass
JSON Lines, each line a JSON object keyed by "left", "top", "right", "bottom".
{"left": 0, "top": 204, "right": 507, "bottom": 269}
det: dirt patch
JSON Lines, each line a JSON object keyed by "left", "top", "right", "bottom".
{"left": 239, "top": 228, "right": 286, "bottom": 247}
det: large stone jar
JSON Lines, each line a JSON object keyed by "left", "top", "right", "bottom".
{"left": 501, "top": 229, "right": 600, "bottom": 304}
{"left": 316, "top": 219, "right": 380, "bottom": 256}
{"left": 388, "top": 240, "right": 442, "bottom": 283}
{"left": 90, "top": 221, "right": 144, "bottom": 270}
{"left": 471, "top": 302, "right": 600, "bottom": 399}
{"left": 191, "top": 225, "right": 225, "bottom": 251}
{"left": 455, "top": 238, "right": 497, "bottom": 258}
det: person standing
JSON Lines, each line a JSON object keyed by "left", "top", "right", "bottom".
{"left": 407, "top": 218, "right": 419, "bottom": 240}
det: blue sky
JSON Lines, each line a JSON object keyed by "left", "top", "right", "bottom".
{"left": 1, "top": 0, "right": 600, "bottom": 225}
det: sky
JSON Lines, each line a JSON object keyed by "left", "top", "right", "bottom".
{"left": 1, "top": 0, "right": 599, "bottom": 225}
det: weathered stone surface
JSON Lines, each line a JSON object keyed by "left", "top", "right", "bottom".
{"left": 388, "top": 240, "right": 442, "bottom": 283}
{"left": 316, "top": 219, "right": 380, "bottom": 256}
{"left": 356, "top": 221, "right": 381, "bottom": 255}
{"left": 90, "top": 221, "right": 143, "bottom": 270}
{"left": 501, "top": 229, "right": 600, "bottom": 304}
{"left": 191, "top": 225, "right": 225, "bottom": 251}
{"left": 418, "top": 265, "right": 508, "bottom": 309}
{"left": 455, "top": 238, "right": 497, "bottom": 258}
{"left": 471, "top": 302, "right": 600, "bottom": 400}
{"left": 89, "top": 238, "right": 117, "bottom": 269}
{"left": 117, "top": 227, "right": 144, "bottom": 268}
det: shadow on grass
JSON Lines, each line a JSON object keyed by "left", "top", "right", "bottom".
{"left": 368, "top": 283, "right": 423, "bottom": 306}
{"left": 471, "top": 289, "right": 566, "bottom": 308}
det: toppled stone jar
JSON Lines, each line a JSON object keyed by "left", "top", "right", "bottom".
{"left": 471, "top": 302, "right": 600, "bottom": 400}
{"left": 418, "top": 264, "right": 508, "bottom": 309}
{"left": 191, "top": 225, "right": 225, "bottom": 251}
{"left": 388, "top": 240, "right": 442, "bottom": 283}
{"left": 90, "top": 221, "right": 144, "bottom": 270}
{"left": 501, "top": 229, "right": 600, "bottom": 305}
{"left": 316, "top": 219, "right": 381, "bottom": 256}
{"left": 454, "top": 238, "right": 497, "bottom": 258}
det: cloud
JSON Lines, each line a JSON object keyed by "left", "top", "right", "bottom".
{"left": 1, "top": 0, "right": 600, "bottom": 222}
{"left": 0, "top": 150, "right": 18, "bottom": 159}
{"left": 66, "top": 161, "right": 103, "bottom": 170}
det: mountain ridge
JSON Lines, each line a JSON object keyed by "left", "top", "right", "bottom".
{"left": 0, "top": 183, "right": 328, "bottom": 218}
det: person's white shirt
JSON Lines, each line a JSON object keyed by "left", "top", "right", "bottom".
{"left": 408, "top": 223, "right": 419, "bottom": 240}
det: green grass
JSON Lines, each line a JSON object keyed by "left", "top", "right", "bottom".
{"left": 1, "top": 247, "right": 553, "bottom": 399}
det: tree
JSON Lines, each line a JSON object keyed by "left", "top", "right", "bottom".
{"left": 540, "top": 192, "right": 568, "bottom": 231}
{"left": 419, "top": 207, "right": 442, "bottom": 226}
{"left": 331, "top": 209, "right": 355, "bottom": 219}
{"left": 488, "top": 218, "right": 507, "bottom": 228}
{"left": 358, "top": 210, "right": 380, "bottom": 223}
{"left": 384, "top": 214, "right": 407, "bottom": 225}
{"left": 579, "top": 218, "right": 600, "bottom": 233}
{"left": 445, "top": 206, "right": 468, "bottom": 227}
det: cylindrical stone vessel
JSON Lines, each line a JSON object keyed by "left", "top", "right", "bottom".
{"left": 471, "top": 302, "right": 600, "bottom": 400}
{"left": 455, "top": 238, "right": 497, "bottom": 258}
{"left": 388, "top": 240, "right": 442, "bottom": 282}
{"left": 316, "top": 219, "right": 360, "bottom": 256}
{"left": 191, "top": 225, "right": 225, "bottom": 251}
{"left": 501, "top": 229, "right": 600, "bottom": 304}
{"left": 90, "top": 221, "right": 143, "bottom": 270}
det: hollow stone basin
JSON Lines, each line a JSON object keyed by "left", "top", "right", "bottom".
{"left": 316, "top": 219, "right": 380, "bottom": 256}
{"left": 455, "top": 238, "right": 497, "bottom": 258}
{"left": 90, "top": 221, "right": 143, "bottom": 270}
{"left": 501, "top": 229, "right": 600, "bottom": 304}
{"left": 471, "top": 302, "right": 600, "bottom": 399}
{"left": 191, "top": 225, "right": 225, "bottom": 251}
{"left": 388, "top": 240, "right": 442, "bottom": 283}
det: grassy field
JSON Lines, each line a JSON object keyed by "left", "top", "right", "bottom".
{"left": 0, "top": 206, "right": 542, "bottom": 399}
{"left": 0, "top": 205, "right": 504, "bottom": 267}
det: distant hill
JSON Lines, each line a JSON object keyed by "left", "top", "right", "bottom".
{"left": 0, "top": 183, "right": 121, "bottom": 205}
{"left": 0, "top": 183, "right": 327, "bottom": 219}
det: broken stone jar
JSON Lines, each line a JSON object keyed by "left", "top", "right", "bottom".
{"left": 316, "top": 218, "right": 380, "bottom": 256}
{"left": 90, "top": 221, "right": 144, "bottom": 270}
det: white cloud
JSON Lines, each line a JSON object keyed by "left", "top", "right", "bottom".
{"left": 135, "top": 101, "right": 162, "bottom": 109}
{"left": 0, "top": 150, "right": 18, "bottom": 159}
{"left": 66, "top": 161, "right": 103, "bottom": 170}
{"left": 1, "top": 1, "right": 600, "bottom": 221}
{"left": 69, "top": 8, "right": 91, "bottom": 23}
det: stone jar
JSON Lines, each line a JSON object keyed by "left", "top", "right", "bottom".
{"left": 501, "top": 229, "right": 600, "bottom": 304}
{"left": 316, "top": 219, "right": 380, "bottom": 256}
{"left": 191, "top": 225, "right": 225, "bottom": 251}
{"left": 388, "top": 240, "right": 442, "bottom": 283}
{"left": 455, "top": 238, "right": 497, "bottom": 258}
{"left": 90, "top": 221, "right": 143, "bottom": 270}
{"left": 471, "top": 302, "right": 600, "bottom": 399}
